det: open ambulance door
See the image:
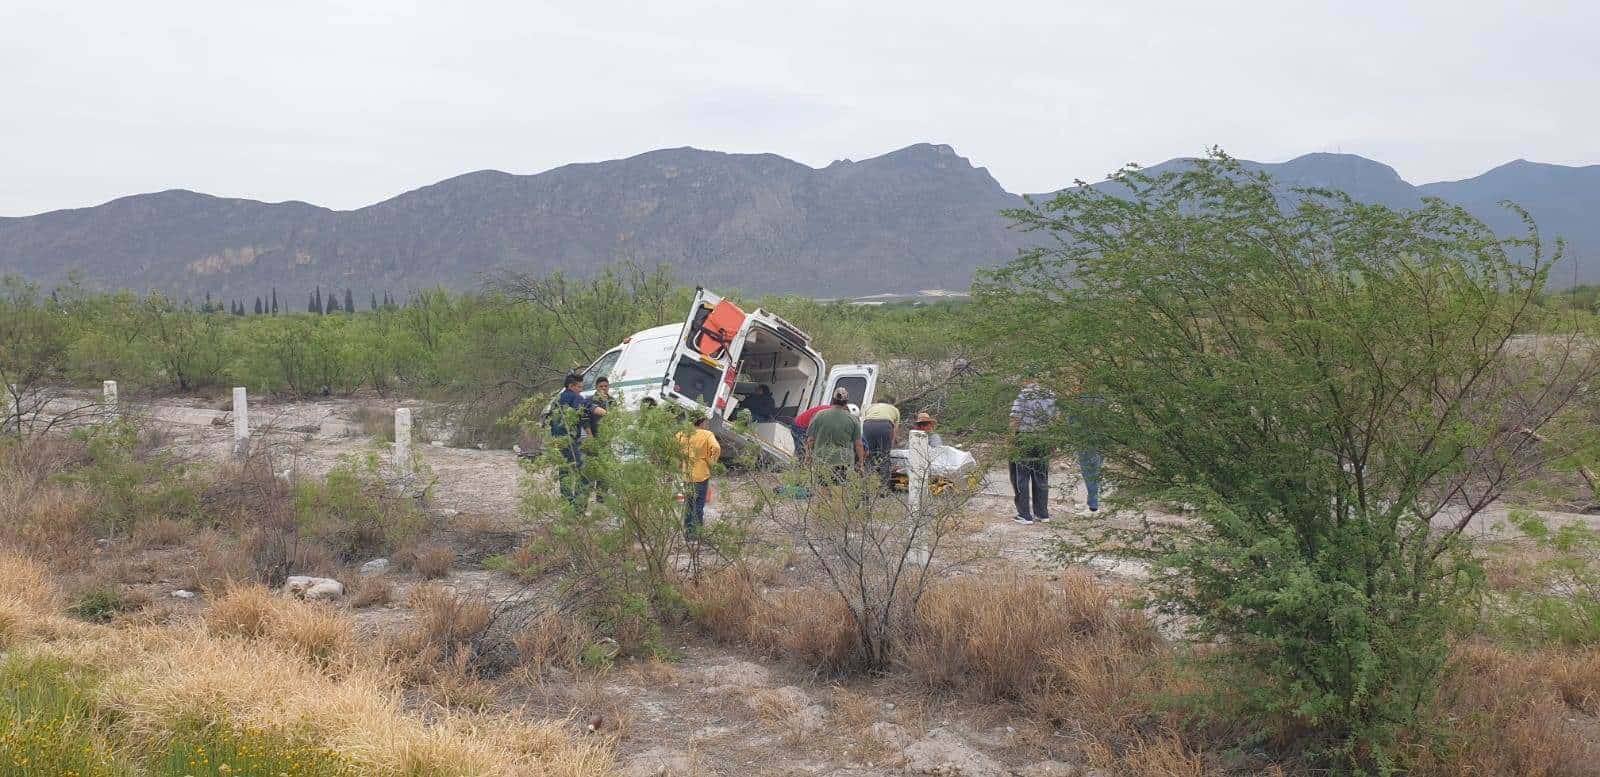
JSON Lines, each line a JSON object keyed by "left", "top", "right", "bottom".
{"left": 664, "top": 288, "right": 748, "bottom": 417}
{"left": 823, "top": 364, "right": 879, "bottom": 414}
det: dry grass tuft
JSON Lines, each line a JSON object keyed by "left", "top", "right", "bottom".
{"left": 1405, "top": 642, "right": 1599, "bottom": 775}
{"left": 349, "top": 576, "right": 394, "bottom": 608}
{"left": 512, "top": 609, "right": 597, "bottom": 674}
{"left": 747, "top": 588, "right": 861, "bottom": 672}
{"left": 1081, "top": 734, "right": 1225, "bottom": 777}
{"left": 0, "top": 570, "right": 612, "bottom": 774}
{"left": 688, "top": 564, "right": 761, "bottom": 643}
{"left": 402, "top": 584, "right": 495, "bottom": 666}
{"left": 410, "top": 544, "right": 456, "bottom": 580}
{"left": 204, "top": 584, "right": 356, "bottom": 664}
{"left": 131, "top": 516, "right": 189, "bottom": 548}
{"left": 204, "top": 584, "right": 276, "bottom": 638}
{"left": 900, "top": 570, "right": 1157, "bottom": 704}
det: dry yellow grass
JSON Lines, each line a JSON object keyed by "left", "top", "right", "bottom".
{"left": 411, "top": 543, "right": 456, "bottom": 579}
{"left": 513, "top": 609, "right": 597, "bottom": 673}
{"left": 746, "top": 587, "right": 860, "bottom": 671}
{"left": 1404, "top": 642, "right": 1599, "bottom": 776}
{"left": 900, "top": 570, "right": 1157, "bottom": 705}
{"left": 204, "top": 584, "right": 358, "bottom": 664}
{"left": 0, "top": 547, "right": 85, "bottom": 647}
{"left": 2, "top": 575, "right": 614, "bottom": 776}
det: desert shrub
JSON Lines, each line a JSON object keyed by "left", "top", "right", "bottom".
{"left": 293, "top": 456, "right": 428, "bottom": 561}
{"left": 747, "top": 461, "right": 981, "bottom": 671}
{"left": 984, "top": 152, "right": 1598, "bottom": 768}
{"left": 131, "top": 292, "right": 233, "bottom": 391}
{"left": 69, "top": 584, "right": 127, "bottom": 623}
{"left": 58, "top": 421, "right": 202, "bottom": 537}
{"left": 521, "top": 403, "right": 746, "bottom": 656}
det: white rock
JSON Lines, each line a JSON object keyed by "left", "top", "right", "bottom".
{"left": 170, "top": 589, "right": 198, "bottom": 600}
{"left": 284, "top": 575, "right": 344, "bottom": 601}
{"left": 359, "top": 558, "right": 390, "bottom": 575}
{"left": 430, "top": 440, "right": 445, "bottom": 447}
{"left": 902, "top": 728, "right": 1005, "bottom": 777}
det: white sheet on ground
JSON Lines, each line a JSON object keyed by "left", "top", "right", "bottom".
{"left": 890, "top": 445, "right": 976, "bottom": 480}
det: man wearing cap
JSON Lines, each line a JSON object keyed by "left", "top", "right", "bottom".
{"left": 806, "top": 387, "right": 866, "bottom": 483}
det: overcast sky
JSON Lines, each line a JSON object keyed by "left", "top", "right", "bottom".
{"left": 3, "top": 0, "right": 1595, "bottom": 216}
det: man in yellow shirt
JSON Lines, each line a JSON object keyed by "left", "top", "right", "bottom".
{"left": 679, "top": 414, "right": 722, "bottom": 538}
{"left": 860, "top": 396, "right": 899, "bottom": 490}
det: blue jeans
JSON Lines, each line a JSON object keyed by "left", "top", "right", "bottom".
{"left": 558, "top": 440, "right": 587, "bottom": 509}
{"left": 1077, "top": 449, "right": 1103, "bottom": 511}
{"left": 683, "top": 479, "right": 709, "bottom": 536}
{"left": 789, "top": 424, "right": 807, "bottom": 461}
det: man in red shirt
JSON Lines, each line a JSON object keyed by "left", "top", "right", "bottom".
{"left": 790, "top": 402, "right": 832, "bottom": 462}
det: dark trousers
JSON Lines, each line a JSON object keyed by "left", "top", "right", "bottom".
{"left": 1078, "top": 449, "right": 1103, "bottom": 511}
{"left": 558, "top": 440, "right": 587, "bottom": 509}
{"left": 789, "top": 424, "right": 807, "bottom": 461}
{"left": 862, "top": 420, "right": 894, "bottom": 489}
{"left": 1010, "top": 443, "right": 1051, "bottom": 521}
{"left": 683, "top": 479, "right": 709, "bottom": 535}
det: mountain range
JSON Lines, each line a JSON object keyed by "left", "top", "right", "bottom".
{"left": 1, "top": 144, "right": 1596, "bottom": 298}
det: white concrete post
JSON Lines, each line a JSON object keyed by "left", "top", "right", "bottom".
{"left": 907, "top": 429, "right": 931, "bottom": 516}
{"left": 231, "top": 387, "right": 250, "bottom": 459}
{"left": 393, "top": 407, "right": 412, "bottom": 471}
{"left": 101, "top": 380, "right": 118, "bottom": 421}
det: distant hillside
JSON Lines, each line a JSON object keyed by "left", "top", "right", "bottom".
{"left": 2, "top": 146, "right": 1597, "bottom": 298}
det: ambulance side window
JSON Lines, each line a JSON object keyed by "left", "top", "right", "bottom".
{"left": 583, "top": 350, "right": 622, "bottom": 391}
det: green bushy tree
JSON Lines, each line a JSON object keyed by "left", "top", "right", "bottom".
{"left": 977, "top": 151, "right": 1599, "bottom": 769}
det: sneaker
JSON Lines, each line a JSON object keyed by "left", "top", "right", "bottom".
{"left": 1011, "top": 515, "right": 1035, "bottom": 525}
{"left": 1077, "top": 506, "right": 1099, "bottom": 517}
{"left": 1036, "top": 515, "right": 1051, "bottom": 523}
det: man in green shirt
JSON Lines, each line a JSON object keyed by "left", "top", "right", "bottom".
{"left": 806, "top": 388, "right": 866, "bottom": 483}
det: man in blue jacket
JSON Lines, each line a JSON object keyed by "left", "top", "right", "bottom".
{"left": 550, "top": 373, "right": 606, "bottom": 509}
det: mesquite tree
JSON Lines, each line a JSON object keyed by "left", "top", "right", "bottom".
{"left": 976, "top": 151, "right": 1599, "bottom": 767}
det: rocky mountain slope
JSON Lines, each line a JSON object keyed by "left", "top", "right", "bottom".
{"left": 2, "top": 145, "right": 1595, "bottom": 297}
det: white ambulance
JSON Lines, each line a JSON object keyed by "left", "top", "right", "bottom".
{"left": 578, "top": 287, "right": 878, "bottom": 462}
